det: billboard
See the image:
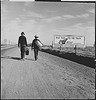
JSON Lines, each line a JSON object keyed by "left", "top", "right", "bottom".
{"left": 54, "top": 35, "right": 85, "bottom": 47}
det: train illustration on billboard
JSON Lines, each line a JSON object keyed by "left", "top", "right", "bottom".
{"left": 53, "top": 35, "right": 85, "bottom": 47}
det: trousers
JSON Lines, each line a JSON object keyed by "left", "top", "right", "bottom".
{"left": 20, "top": 45, "right": 26, "bottom": 59}
{"left": 34, "top": 48, "right": 38, "bottom": 60}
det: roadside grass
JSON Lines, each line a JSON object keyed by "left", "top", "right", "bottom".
{"left": 41, "top": 46, "right": 95, "bottom": 68}
{"left": 42, "top": 46, "right": 95, "bottom": 58}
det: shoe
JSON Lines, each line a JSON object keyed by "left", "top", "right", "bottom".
{"left": 21, "top": 58, "right": 24, "bottom": 60}
{"left": 22, "top": 58, "right": 25, "bottom": 60}
{"left": 35, "top": 58, "right": 37, "bottom": 61}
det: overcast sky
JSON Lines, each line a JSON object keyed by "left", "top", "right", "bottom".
{"left": 1, "top": 1, "right": 95, "bottom": 46}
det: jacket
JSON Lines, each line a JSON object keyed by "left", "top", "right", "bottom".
{"left": 32, "top": 39, "right": 41, "bottom": 49}
{"left": 18, "top": 36, "right": 27, "bottom": 47}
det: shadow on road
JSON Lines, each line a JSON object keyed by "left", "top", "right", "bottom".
{"left": 25, "top": 58, "right": 35, "bottom": 61}
{"left": 1, "top": 56, "right": 35, "bottom": 61}
{"left": 1, "top": 56, "right": 21, "bottom": 60}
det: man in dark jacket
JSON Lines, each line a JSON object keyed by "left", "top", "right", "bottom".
{"left": 31, "top": 35, "right": 43, "bottom": 61}
{"left": 18, "top": 32, "right": 27, "bottom": 60}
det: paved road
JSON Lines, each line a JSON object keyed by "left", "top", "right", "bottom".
{"left": 1, "top": 47, "right": 95, "bottom": 99}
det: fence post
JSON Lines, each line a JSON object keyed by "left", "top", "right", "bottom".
{"left": 74, "top": 45, "right": 76, "bottom": 54}
{"left": 60, "top": 45, "right": 61, "bottom": 50}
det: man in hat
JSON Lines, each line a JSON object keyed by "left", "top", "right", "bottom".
{"left": 18, "top": 32, "right": 27, "bottom": 60}
{"left": 31, "top": 35, "right": 43, "bottom": 61}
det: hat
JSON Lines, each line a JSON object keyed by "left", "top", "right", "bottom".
{"left": 34, "top": 35, "right": 38, "bottom": 38}
{"left": 21, "top": 32, "right": 25, "bottom": 35}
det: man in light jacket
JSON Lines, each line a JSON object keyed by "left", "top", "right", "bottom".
{"left": 31, "top": 35, "right": 43, "bottom": 61}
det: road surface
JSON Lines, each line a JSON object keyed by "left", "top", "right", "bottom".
{"left": 1, "top": 47, "right": 95, "bottom": 99}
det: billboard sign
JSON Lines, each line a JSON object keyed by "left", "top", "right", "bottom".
{"left": 54, "top": 35, "right": 85, "bottom": 46}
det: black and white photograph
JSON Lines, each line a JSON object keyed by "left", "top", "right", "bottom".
{"left": 1, "top": 0, "right": 95, "bottom": 99}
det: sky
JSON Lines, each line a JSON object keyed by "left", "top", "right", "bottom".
{"left": 1, "top": 0, "right": 95, "bottom": 46}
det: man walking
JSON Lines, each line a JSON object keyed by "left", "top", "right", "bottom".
{"left": 18, "top": 32, "right": 27, "bottom": 60}
{"left": 31, "top": 35, "right": 43, "bottom": 61}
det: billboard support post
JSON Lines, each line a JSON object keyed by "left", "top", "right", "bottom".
{"left": 59, "top": 41, "right": 62, "bottom": 50}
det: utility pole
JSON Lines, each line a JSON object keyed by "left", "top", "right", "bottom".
{"left": 4, "top": 39, "right": 7, "bottom": 45}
